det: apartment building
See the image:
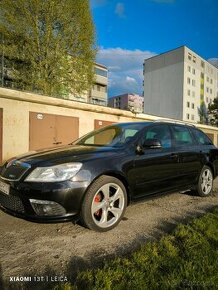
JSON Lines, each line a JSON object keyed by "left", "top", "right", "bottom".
{"left": 143, "top": 46, "right": 218, "bottom": 122}
{"left": 69, "top": 63, "right": 108, "bottom": 105}
{"left": 108, "top": 93, "right": 144, "bottom": 113}
{"left": 1, "top": 59, "right": 108, "bottom": 106}
{"left": 89, "top": 63, "right": 108, "bottom": 106}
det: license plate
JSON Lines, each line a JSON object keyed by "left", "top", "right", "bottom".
{"left": 0, "top": 180, "right": 10, "bottom": 195}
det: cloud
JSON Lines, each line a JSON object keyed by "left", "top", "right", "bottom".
{"left": 208, "top": 58, "right": 218, "bottom": 68}
{"left": 115, "top": 2, "right": 126, "bottom": 18}
{"left": 96, "top": 47, "right": 156, "bottom": 96}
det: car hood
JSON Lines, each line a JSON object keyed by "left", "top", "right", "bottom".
{"left": 6, "top": 144, "right": 122, "bottom": 167}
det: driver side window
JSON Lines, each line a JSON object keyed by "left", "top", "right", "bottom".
{"left": 142, "top": 125, "right": 172, "bottom": 148}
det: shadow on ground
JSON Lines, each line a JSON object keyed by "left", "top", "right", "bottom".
{"left": 0, "top": 203, "right": 217, "bottom": 290}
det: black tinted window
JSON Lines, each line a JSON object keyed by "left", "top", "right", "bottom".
{"left": 192, "top": 129, "right": 213, "bottom": 145}
{"left": 143, "top": 125, "right": 172, "bottom": 148}
{"left": 171, "top": 126, "right": 194, "bottom": 146}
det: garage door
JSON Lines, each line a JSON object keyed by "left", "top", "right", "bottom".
{"left": 94, "top": 119, "right": 115, "bottom": 130}
{"left": 206, "top": 133, "right": 214, "bottom": 143}
{"left": 29, "top": 112, "right": 79, "bottom": 151}
{"left": 0, "top": 109, "right": 2, "bottom": 164}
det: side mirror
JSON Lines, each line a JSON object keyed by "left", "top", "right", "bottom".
{"left": 142, "top": 138, "right": 162, "bottom": 149}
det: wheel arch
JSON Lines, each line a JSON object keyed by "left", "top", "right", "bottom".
{"left": 204, "top": 162, "right": 215, "bottom": 178}
{"left": 83, "top": 171, "right": 131, "bottom": 206}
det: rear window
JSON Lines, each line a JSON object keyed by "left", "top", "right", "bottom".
{"left": 171, "top": 125, "right": 194, "bottom": 146}
{"left": 191, "top": 128, "right": 213, "bottom": 145}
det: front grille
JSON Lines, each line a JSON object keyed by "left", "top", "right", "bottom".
{"left": 0, "top": 192, "right": 25, "bottom": 213}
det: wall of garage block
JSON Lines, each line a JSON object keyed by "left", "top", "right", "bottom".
{"left": 1, "top": 87, "right": 218, "bottom": 164}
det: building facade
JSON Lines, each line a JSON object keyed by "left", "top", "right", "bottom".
{"left": 1, "top": 59, "right": 108, "bottom": 106}
{"left": 89, "top": 63, "right": 108, "bottom": 106}
{"left": 108, "top": 93, "right": 144, "bottom": 113}
{"left": 143, "top": 46, "right": 218, "bottom": 122}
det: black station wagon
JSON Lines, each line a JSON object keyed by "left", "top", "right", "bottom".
{"left": 0, "top": 121, "right": 218, "bottom": 231}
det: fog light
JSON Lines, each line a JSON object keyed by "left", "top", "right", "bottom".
{"left": 30, "top": 199, "right": 66, "bottom": 216}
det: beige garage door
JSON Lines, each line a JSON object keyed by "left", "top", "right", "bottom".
{"left": 0, "top": 109, "right": 2, "bottom": 164}
{"left": 94, "top": 119, "right": 115, "bottom": 130}
{"left": 29, "top": 112, "right": 79, "bottom": 151}
{"left": 206, "top": 133, "right": 214, "bottom": 143}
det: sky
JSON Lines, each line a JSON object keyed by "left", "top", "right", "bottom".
{"left": 90, "top": 0, "right": 218, "bottom": 97}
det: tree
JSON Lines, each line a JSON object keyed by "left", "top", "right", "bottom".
{"left": 0, "top": 0, "right": 96, "bottom": 97}
{"left": 208, "top": 97, "right": 218, "bottom": 126}
{"left": 198, "top": 101, "right": 208, "bottom": 125}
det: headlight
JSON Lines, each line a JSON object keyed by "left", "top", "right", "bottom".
{"left": 25, "top": 163, "right": 82, "bottom": 182}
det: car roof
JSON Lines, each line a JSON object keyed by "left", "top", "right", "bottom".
{"left": 112, "top": 120, "right": 195, "bottom": 128}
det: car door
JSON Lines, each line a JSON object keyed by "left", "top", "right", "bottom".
{"left": 170, "top": 125, "right": 201, "bottom": 186}
{"left": 132, "top": 124, "right": 182, "bottom": 198}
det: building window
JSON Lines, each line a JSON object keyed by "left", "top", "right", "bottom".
{"left": 95, "top": 67, "right": 108, "bottom": 78}
{"left": 210, "top": 88, "right": 212, "bottom": 94}
{"left": 206, "top": 87, "right": 209, "bottom": 93}
{"left": 187, "top": 77, "right": 191, "bottom": 84}
{"left": 192, "top": 68, "right": 195, "bottom": 75}
{"left": 192, "top": 103, "right": 194, "bottom": 109}
{"left": 201, "top": 61, "right": 205, "bottom": 68}
{"left": 206, "top": 97, "right": 209, "bottom": 103}
{"left": 192, "top": 91, "right": 195, "bottom": 97}
{"left": 192, "top": 79, "right": 195, "bottom": 86}
{"left": 187, "top": 102, "right": 190, "bottom": 108}
{"left": 193, "top": 56, "right": 196, "bottom": 63}
{"left": 188, "top": 66, "right": 191, "bottom": 72}
{"left": 210, "top": 79, "right": 213, "bottom": 84}
{"left": 188, "top": 53, "right": 192, "bottom": 60}
{"left": 207, "top": 76, "right": 209, "bottom": 82}
{"left": 188, "top": 90, "right": 191, "bottom": 96}
{"left": 186, "top": 113, "right": 190, "bottom": 120}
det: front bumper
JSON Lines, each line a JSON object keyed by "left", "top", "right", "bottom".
{"left": 0, "top": 178, "right": 88, "bottom": 222}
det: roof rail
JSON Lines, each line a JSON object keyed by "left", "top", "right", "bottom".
{"left": 153, "top": 119, "right": 196, "bottom": 127}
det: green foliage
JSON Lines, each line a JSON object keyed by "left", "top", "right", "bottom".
{"left": 0, "top": 0, "right": 96, "bottom": 97}
{"left": 198, "top": 101, "right": 208, "bottom": 125}
{"left": 58, "top": 208, "right": 218, "bottom": 290}
{"left": 208, "top": 97, "right": 218, "bottom": 127}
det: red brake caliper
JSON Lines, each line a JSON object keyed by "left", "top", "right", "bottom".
{"left": 94, "top": 194, "right": 101, "bottom": 216}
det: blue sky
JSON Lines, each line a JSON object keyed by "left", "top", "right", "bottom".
{"left": 90, "top": 0, "right": 218, "bottom": 97}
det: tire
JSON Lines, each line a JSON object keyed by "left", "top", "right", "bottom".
{"left": 196, "top": 165, "right": 213, "bottom": 197}
{"left": 81, "top": 175, "right": 127, "bottom": 232}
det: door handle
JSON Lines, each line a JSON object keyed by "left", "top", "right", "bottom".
{"left": 170, "top": 153, "right": 178, "bottom": 160}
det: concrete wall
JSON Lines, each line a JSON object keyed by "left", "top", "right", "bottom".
{"left": 0, "top": 87, "right": 218, "bottom": 163}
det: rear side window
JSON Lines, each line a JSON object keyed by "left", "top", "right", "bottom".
{"left": 191, "top": 129, "right": 213, "bottom": 145}
{"left": 171, "top": 125, "right": 194, "bottom": 146}
{"left": 143, "top": 125, "right": 172, "bottom": 148}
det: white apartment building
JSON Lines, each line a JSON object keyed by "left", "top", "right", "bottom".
{"left": 69, "top": 63, "right": 108, "bottom": 105}
{"left": 143, "top": 46, "right": 218, "bottom": 122}
{"left": 89, "top": 63, "right": 108, "bottom": 106}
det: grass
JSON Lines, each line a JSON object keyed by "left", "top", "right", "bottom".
{"left": 56, "top": 208, "right": 218, "bottom": 290}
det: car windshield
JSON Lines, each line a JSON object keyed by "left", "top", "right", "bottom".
{"left": 74, "top": 123, "right": 148, "bottom": 147}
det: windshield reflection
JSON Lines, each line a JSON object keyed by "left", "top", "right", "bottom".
{"left": 74, "top": 123, "right": 147, "bottom": 147}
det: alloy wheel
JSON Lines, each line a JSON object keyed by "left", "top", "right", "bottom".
{"left": 91, "top": 183, "right": 125, "bottom": 229}
{"left": 201, "top": 168, "right": 213, "bottom": 195}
